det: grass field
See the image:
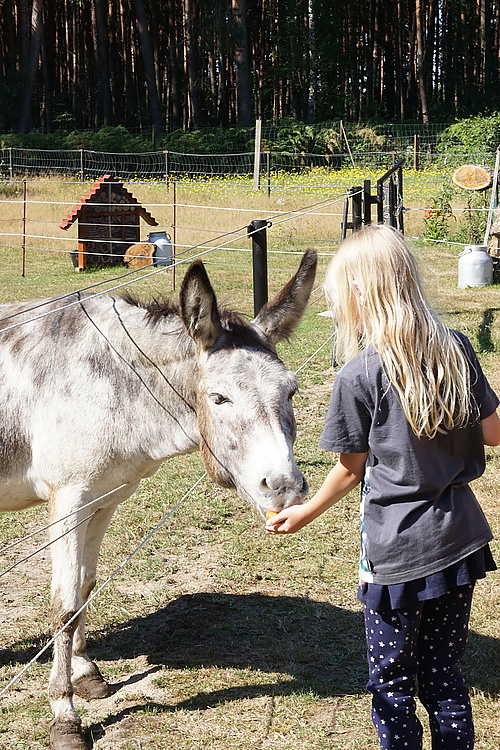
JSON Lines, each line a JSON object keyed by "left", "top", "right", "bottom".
{"left": 0, "top": 174, "right": 499, "bottom": 749}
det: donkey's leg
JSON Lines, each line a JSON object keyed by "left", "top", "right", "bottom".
{"left": 71, "top": 504, "right": 118, "bottom": 700}
{"left": 48, "top": 492, "right": 90, "bottom": 750}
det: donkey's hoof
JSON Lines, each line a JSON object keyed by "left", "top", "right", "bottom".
{"left": 73, "top": 670, "right": 113, "bottom": 700}
{"left": 49, "top": 718, "right": 88, "bottom": 750}
{"left": 73, "top": 661, "right": 113, "bottom": 700}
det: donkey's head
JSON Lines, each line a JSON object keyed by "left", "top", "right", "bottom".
{"left": 179, "top": 249, "right": 317, "bottom": 517}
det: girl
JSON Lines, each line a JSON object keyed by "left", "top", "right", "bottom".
{"left": 266, "top": 225, "right": 500, "bottom": 750}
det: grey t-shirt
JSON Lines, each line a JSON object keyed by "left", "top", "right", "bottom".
{"left": 319, "top": 332, "right": 499, "bottom": 585}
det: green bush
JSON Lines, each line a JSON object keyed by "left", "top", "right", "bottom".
{"left": 438, "top": 113, "right": 500, "bottom": 154}
{"left": 1, "top": 126, "right": 152, "bottom": 153}
{"left": 450, "top": 191, "right": 487, "bottom": 245}
{"left": 6, "top": 116, "right": 500, "bottom": 158}
{"left": 1, "top": 130, "right": 67, "bottom": 149}
{"left": 62, "top": 126, "right": 151, "bottom": 152}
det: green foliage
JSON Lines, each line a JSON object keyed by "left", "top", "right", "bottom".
{"left": 272, "top": 118, "right": 319, "bottom": 153}
{"left": 5, "top": 116, "right": 500, "bottom": 161}
{"left": 438, "top": 113, "right": 500, "bottom": 153}
{"left": 161, "top": 129, "right": 210, "bottom": 154}
{"left": 1, "top": 130, "right": 68, "bottom": 149}
{"left": 423, "top": 174, "right": 488, "bottom": 245}
{"left": 450, "top": 191, "right": 487, "bottom": 245}
{"left": 160, "top": 126, "right": 260, "bottom": 154}
{"left": 422, "top": 182, "right": 455, "bottom": 240}
{"left": 270, "top": 118, "right": 343, "bottom": 154}
{"left": 63, "top": 126, "right": 151, "bottom": 153}
{"left": 348, "top": 124, "right": 386, "bottom": 153}
{"left": 1, "top": 120, "right": 345, "bottom": 156}
{"left": 1, "top": 126, "right": 152, "bottom": 153}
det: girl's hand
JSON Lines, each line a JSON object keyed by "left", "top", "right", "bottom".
{"left": 265, "top": 452, "right": 367, "bottom": 536}
{"left": 265, "top": 503, "right": 314, "bottom": 534}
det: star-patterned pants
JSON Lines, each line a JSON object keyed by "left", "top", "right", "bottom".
{"left": 364, "top": 584, "right": 475, "bottom": 749}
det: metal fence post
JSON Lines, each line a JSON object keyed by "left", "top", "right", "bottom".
{"left": 341, "top": 186, "right": 362, "bottom": 239}
{"left": 79, "top": 149, "right": 85, "bottom": 182}
{"left": 376, "top": 179, "right": 385, "bottom": 224}
{"left": 248, "top": 219, "right": 269, "bottom": 316}
{"left": 352, "top": 186, "right": 362, "bottom": 230}
{"left": 363, "top": 179, "right": 372, "bottom": 225}
{"left": 396, "top": 163, "right": 404, "bottom": 232}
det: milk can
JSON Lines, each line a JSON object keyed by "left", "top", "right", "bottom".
{"left": 457, "top": 245, "right": 493, "bottom": 288}
{"left": 148, "top": 230, "right": 172, "bottom": 266}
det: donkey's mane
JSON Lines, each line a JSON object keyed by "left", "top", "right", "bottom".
{"left": 120, "top": 292, "right": 179, "bottom": 320}
{"left": 120, "top": 293, "right": 271, "bottom": 351}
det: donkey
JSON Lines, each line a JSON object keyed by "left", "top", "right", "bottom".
{"left": 0, "top": 249, "right": 316, "bottom": 749}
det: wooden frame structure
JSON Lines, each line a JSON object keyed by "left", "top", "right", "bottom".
{"left": 60, "top": 174, "right": 158, "bottom": 271}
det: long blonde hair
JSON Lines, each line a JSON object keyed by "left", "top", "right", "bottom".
{"left": 325, "top": 224, "right": 472, "bottom": 439}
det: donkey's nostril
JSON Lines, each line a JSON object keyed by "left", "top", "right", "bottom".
{"left": 260, "top": 474, "right": 307, "bottom": 496}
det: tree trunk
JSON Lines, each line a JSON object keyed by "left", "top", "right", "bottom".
{"left": 231, "top": 0, "right": 253, "bottom": 126}
{"left": 394, "top": 0, "right": 405, "bottom": 119}
{"left": 17, "top": 0, "right": 43, "bottom": 132}
{"left": 183, "top": 0, "right": 202, "bottom": 129}
{"left": 167, "top": 0, "right": 182, "bottom": 130}
{"left": 307, "top": 0, "right": 317, "bottom": 122}
{"left": 132, "top": 0, "right": 164, "bottom": 134}
{"left": 40, "top": 4, "right": 53, "bottom": 132}
{"left": 415, "top": 0, "right": 429, "bottom": 123}
{"left": 92, "top": 0, "right": 113, "bottom": 126}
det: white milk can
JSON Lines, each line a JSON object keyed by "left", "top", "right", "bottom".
{"left": 148, "top": 231, "right": 173, "bottom": 266}
{"left": 458, "top": 245, "right": 493, "bottom": 288}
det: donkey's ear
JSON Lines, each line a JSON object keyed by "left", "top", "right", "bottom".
{"left": 252, "top": 248, "right": 317, "bottom": 345}
{"left": 179, "top": 261, "right": 223, "bottom": 349}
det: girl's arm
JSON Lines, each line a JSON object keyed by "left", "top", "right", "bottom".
{"left": 481, "top": 411, "right": 500, "bottom": 446}
{"left": 266, "top": 451, "right": 368, "bottom": 535}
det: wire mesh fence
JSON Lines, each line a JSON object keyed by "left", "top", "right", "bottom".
{"left": 2, "top": 143, "right": 498, "bottom": 183}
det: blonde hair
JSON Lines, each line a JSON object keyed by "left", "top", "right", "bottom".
{"left": 325, "top": 224, "right": 472, "bottom": 439}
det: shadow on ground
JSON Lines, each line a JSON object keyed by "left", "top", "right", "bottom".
{"left": 477, "top": 308, "right": 500, "bottom": 352}
{"left": 2, "top": 590, "right": 499, "bottom": 744}
{"left": 3, "top": 590, "right": 499, "bottom": 698}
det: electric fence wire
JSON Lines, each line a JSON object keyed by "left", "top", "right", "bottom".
{"left": 0, "top": 191, "right": 344, "bottom": 700}
{"left": 0, "top": 191, "right": 348, "bottom": 332}
{"left": 0, "top": 318, "right": 338, "bottom": 699}
{"left": 0, "top": 472, "right": 208, "bottom": 700}
{"left": 0, "top": 484, "right": 130, "bottom": 560}
{"left": 0, "top": 282, "right": 330, "bottom": 572}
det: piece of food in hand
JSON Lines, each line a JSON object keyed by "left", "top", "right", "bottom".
{"left": 266, "top": 510, "right": 278, "bottom": 520}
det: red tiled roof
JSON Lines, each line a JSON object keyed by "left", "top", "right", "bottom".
{"left": 59, "top": 174, "right": 158, "bottom": 230}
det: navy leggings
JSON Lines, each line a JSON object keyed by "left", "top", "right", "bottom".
{"left": 364, "top": 584, "right": 475, "bottom": 750}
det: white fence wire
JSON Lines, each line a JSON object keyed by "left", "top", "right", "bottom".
{"left": 2, "top": 146, "right": 498, "bottom": 183}
{"left": 0, "top": 266, "right": 335, "bottom": 697}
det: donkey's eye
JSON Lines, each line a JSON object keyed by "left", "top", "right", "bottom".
{"left": 209, "top": 393, "right": 230, "bottom": 405}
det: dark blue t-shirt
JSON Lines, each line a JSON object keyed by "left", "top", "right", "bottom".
{"left": 319, "top": 332, "right": 499, "bottom": 586}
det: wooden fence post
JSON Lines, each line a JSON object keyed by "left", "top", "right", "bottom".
{"left": 253, "top": 119, "right": 262, "bottom": 190}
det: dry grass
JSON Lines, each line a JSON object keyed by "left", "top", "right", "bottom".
{"left": 0, "top": 175, "right": 498, "bottom": 749}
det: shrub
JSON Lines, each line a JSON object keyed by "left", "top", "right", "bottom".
{"left": 422, "top": 182, "right": 455, "bottom": 241}
{"left": 0, "top": 131, "right": 67, "bottom": 149}
{"left": 438, "top": 113, "right": 500, "bottom": 154}
{"left": 63, "top": 126, "right": 151, "bottom": 153}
